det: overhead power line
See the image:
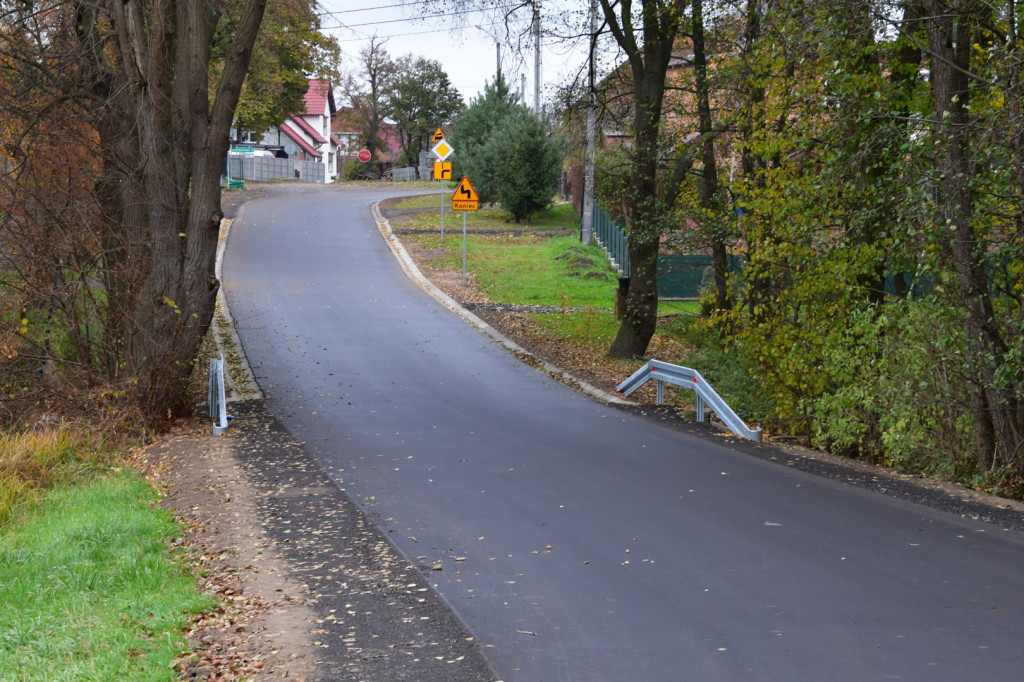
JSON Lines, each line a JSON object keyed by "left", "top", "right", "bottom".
{"left": 327, "top": 6, "right": 498, "bottom": 31}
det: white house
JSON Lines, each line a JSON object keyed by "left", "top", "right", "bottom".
{"left": 260, "top": 80, "right": 341, "bottom": 183}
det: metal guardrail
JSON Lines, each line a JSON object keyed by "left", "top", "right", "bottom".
{"left": 208, "top": 354, "right": 230, "bottom": 435}
{"left": 617, "top": 359, "right": 762, "bottom": 442}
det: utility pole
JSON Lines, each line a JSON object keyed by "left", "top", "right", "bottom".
{"left": 533, "top": 1, "right": 542, "bottom": 115}
{"left": 580, "top": 0, "right": 598, "bottom": 245}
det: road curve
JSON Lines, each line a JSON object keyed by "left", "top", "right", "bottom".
{"left": 223, "top": 183, "right": 1024, "bottom": 681}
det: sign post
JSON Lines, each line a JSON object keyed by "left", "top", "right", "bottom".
{"left": 431, "top": 137, "right": 454, "bottom": 245}
{"left": 450, "top": 176, "right": 480, "bottom": 285}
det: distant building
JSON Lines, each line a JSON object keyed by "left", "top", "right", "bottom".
{"left": 242, "top": 80, "right": 342, "bottom": 183}
{"left": 332, "top": 107, "right": 403, "bottom": 177}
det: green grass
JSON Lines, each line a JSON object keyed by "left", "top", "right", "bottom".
{"left": 407, "top": 202, "right": 578, "bottom": 232}
{"left": 0, "top": 472, "right": 213, "bottom": 681}
{"left": 416, "top": 232, "right": 619, "bottom": 307}
{"left": 391, "top": 187, "right": 457, "bottom": 209}
{"left": 531, "top": 309, "right": 622, "bottom": 345}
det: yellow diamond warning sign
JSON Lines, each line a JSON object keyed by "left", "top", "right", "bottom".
{"left": 451, "top": 176, "right": 479, "bottom": 211}
{"left": 431, "top": 139, "right": 453, "bottom": 161}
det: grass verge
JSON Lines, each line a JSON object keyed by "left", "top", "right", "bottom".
{"left": 0, "top": 471, "right": 213, "bottom": 680}
{"left": 418, "top": 232, "right": 618, "bottom": 307}
{"left": 397, "top": 203, "right": 737, "bottom": 412}
{"left": 405, "top": 202, "right": 578, "bottom": 232}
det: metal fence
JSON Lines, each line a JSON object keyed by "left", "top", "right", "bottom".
{"left": 391, "top": 166, "right": 418, "bottom": 181}
{"left": 227, "top": 156, "right": 293, "bottom": 182}
{"left": 592, "top": 201, "right": 630, "bottom": 276}
{"left": 591, "top": 202, "right": 741, "bottom": 300}
{"left": 225, "top": 155, "right": 326, "bottom": 183}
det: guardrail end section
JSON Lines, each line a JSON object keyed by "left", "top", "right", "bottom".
{"left": 209, "top": 354, "right": 230, "bottom": 435}
{"left": 617, "top": 359, "right": 763, "bottom": 443}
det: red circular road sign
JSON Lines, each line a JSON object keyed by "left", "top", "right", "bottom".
{"left": 357, "top": 148, "right": 371, "bottom": 163}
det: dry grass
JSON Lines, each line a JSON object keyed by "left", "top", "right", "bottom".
{"left": 0, "top": 426, "right": 108, "bottom": 527}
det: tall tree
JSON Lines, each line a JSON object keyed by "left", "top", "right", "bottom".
{"left": 691, "top": 0, "right": 729, "bottom": 311}
{"left": 452, "top": 73, "right": 521, "bottom": 204}
{"left": 1, "top": 0, "right": 269, "bottom": 422}
{"left": 342, "top": 36, "right": 398, "bottom": 163}
{"left": 229, "top": 0, "right": 340, "bottom": 140}
{"left": 391, "top": 56, "right": 464, "bottom": 172}
{"left": 923, "top": 0, "right": 1022, "bottom": 470}
{"left": 600, "top": 0, "right": 693, "bottom": 359}
{"left": 494, "top": 109, "right": 566, "bottom": 221}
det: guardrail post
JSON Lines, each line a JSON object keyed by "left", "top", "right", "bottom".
{"left": 208, "top": 354, "right": 230, "bottom": 435}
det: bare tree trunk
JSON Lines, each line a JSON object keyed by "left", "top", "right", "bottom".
{"left": 692, "top": 0, "right": 729, "bottom": 311}
{"left": 737, "top": 0, "right": 771, "bottom": 321}
{"left": 925, "top": 0, "right": 1022, "bottom": 471}
{"left": 76, "top": 0, "right": 268, "bottom": 421}
{"left": 1008, "top": 0, "right": 1024, "bottom": 245}
{"left": 602, "top": 0, "right": 687, "bottom": 359}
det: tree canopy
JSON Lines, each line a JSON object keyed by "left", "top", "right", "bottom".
{"left": 229, "top": 0, "right": 341, "bottom": 139}
{"left": 452, "top": 74, "right": 522, "bottom": 204}
{"left": 391, "top": 56, "right": 465, "bottom": 168}
{"left": 342, "top": 40, "right": 464, "bottom": 175}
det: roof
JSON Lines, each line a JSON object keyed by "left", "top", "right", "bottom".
{"left": 279, "top": 122, "right": 322, "bottom": 159}
{"left": 288, "top": 115, "right": 327, "bottom": 144}
{"left": 303, "top": 79, "right": 335, "bottom": 116}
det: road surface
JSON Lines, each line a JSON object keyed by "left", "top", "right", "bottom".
{"left": 223, "top": 184, "right": 1024, "bottom": 681}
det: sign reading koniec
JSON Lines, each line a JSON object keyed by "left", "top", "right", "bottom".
{"left": 451, "top": 176, "right": 479, "bottom": 211}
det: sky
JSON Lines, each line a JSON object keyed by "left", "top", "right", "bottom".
{"left": 316, "top": 0, "right": 599, "bottom": 109}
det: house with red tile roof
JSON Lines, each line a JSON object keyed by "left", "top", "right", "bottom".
{"left": 259, "top": 79, "right": 341, "bottom": 183}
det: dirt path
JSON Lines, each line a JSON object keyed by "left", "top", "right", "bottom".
{"left": 147, "top": 401, "right": 497, "bottom": 681}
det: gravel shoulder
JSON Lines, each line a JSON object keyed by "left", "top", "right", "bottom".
{"left": 146, "top": 186, "right": 1024, "bottom": 681}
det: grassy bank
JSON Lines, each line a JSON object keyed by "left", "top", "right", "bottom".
{"left": 0, "top": 429, "right": 212, "bottom": 680}
{"left": 396, "top": 201, "right": 720, "bottom": 412}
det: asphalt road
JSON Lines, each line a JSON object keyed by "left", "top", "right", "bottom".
{"left": 223, "top": 183, "right": 1024, "bottom": 681}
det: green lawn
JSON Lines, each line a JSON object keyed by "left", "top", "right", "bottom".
{"left": 0, "top": 473, "right": 212, "bottom": 681}
{"left": 391, "top": 189, "right": 455, "bottom": 210}
{"left": 415, "top": 232, "right": 619, "bottom": 308}
{"left": 405, "top": 202, "right": 578, "bottom": 232}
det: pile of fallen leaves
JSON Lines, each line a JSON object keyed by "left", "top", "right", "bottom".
{"left": 171, "top": 554, "right": 276, "bottom": 680}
